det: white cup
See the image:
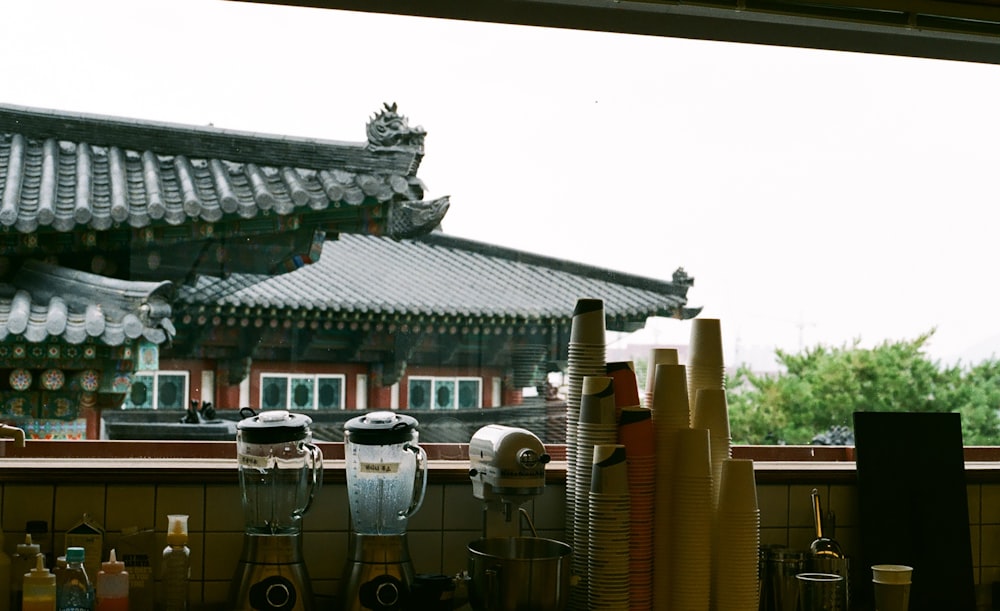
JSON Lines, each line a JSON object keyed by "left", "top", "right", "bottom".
{"left": 872, "top": 564, "right": 912, "bottom": 611}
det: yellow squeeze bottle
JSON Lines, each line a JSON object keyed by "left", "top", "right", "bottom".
{"left": 22, "top": 554, "right": 55, "bottom": 611}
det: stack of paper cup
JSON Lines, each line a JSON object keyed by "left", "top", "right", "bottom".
{"left": 589, "top": 444, "right": 631, "bottom": 611}
{"left": 574, "top": 374, "right": 617, "bottom": 610}
{"left": 618, "top": 406, "right": 655, "bottom": 609}
{"left": 691, "top": 388, "right": 732, "bottom": 510}
{"left": 566, "top": 296, "right": 607, "bottom": 604}
{"left": 670, "top": 428, "right": 714, "bottom": 611}
{"left": 606, "top": 360, "right": 641, "bottom": 423}
{"left": 712, "top": 459, "right": 760, "bottom": 611}
{"left": 687, "top": 318, "right": 726, "bottom": 421}
{"left": 643, "top": 347, "right": 678, "bottom": 409}
{"left": 650, "top": 363, "right": 691, "bottom": 610}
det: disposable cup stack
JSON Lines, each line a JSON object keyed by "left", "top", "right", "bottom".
{"left": 588, "top": 444, "right": 631, "bottom": 611}
{"left": 670, "top": 427, "right": 714, "bottom": 611}
{"left": 565, "top": 296, "right": 607, "bottom": 611}
{"left": 606, "top": 360, "right": 641, "bottom": 423}
{"left": 649, "top": 362, "right": 691, "bottom": 610}
{"left": 618, "top": 406, "right": 655, "bottom": 610}
{"left": 574, "top": 374, "right": 617, "bottom": 611}
{"left": 712, "top": 459, "right": 760, "bottom": 611}
{"left": 687, "top": 318, "right": 726, "bottom": 423}
{"left": 691, "top": 387, "right": 732, "bottom": 510}
{"left": 644, "top": 347, "right": 679, "bottom": 409}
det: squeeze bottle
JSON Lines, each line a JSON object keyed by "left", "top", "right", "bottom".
{"left": 12, "top": 535, "right": 41, "bottom": 611}
{"left": 94, "top": 551, "right": 127, "bottom": 611}
{"left": 159, "top": 515, "right": 189, "bottom": 611}
{"left": 21, "top": 554, "right": 55, "bottom": 611}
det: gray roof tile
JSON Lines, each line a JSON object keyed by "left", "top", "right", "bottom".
{"left": 0, "top": 260, "right": 175, "bottom": 346}
{"left": 0, "top": 103, "right": 448, "bottom": 240}
{"left": 178, "top": 233, "right": 698, "bottom": 329}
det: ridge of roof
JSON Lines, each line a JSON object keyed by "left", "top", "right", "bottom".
{"left": 0, "top": 102, "right": 420, "bottom": 175}
{"left": 414, "top": 232, "right": 694, "bottom": 298}
{"left": 0, "top": 102, "right": 448, "bottom": 243}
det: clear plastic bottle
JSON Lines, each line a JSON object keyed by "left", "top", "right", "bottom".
{"left": 12, "top": 534, "right": 42, "bottom": 611}
{"left": 56, "top": 547, "right": 91, "bottom": 611}
{"left": 159, "top": 515, "right": 189, "bottom": 611}
{"left": 21, "top": 554, "right": 55, "bottom": 611}
{"left": 94, "top": 551, "right": 127, "bottom": 611}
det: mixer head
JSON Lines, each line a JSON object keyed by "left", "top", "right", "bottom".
{"left": 469, "top": 424, "right": 550, "bottom": 507}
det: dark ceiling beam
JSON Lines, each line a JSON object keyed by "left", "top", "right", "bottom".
{"left": 234, "top": 0, "right": 1000, "bottom": 65}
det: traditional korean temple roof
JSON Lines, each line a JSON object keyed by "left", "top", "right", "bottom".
{"left": 169, "top": 232, "right": 698, "bottom": 380}
{"left": 175, "top": 232, "right": 699, "bottom": 332}
{"left": 0, "top": 260, "right": 175, "bottom": 346}
{"left": 0, "top": 102, "right": 449, "bottom": 279}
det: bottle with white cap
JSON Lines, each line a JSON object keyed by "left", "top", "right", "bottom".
{"left": 94, "top": 551, "right": 127, "bottom": 611}
{"left": 21, "top": 554, "right": 55, "bottom": 611}
{"left": 12, "top": 534, "right": 42, "bottom": 611}
{"left": 159, "top": 515, "right": 189, "bottom": 611}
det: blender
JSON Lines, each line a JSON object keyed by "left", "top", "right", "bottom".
{"left": 230, "top": 409, "right": 323, "bottom": 611}
{"left": 341, "top": 410, "right": 428, "bottom": 611}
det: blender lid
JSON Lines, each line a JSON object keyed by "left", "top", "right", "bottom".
{"left": 344, "top": 410, "right": 418, "bottom": 444}
{"left": 237, "top": 409, "right": 313, "bottom": 444}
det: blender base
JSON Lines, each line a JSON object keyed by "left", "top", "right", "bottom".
{"left": 230, "top": 532, "right": 315, "bottom": 611}
{"left": 340, "top": 533, "right": 417, "bottom": 611}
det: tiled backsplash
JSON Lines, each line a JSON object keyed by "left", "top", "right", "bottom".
{"left": 0, "top": 478, "right": 567, "bottom": 605}
{"left": 1, "top": 476, "right": 998, "bottom": 606}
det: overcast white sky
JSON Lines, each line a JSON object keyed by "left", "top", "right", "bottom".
{"left": 5, "top": 0, "right": 1000, "bottom": 367}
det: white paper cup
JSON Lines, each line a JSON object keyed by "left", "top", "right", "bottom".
{"left": 871, "top": 564, "right": 912, "bottom": 584}
{"left": 872, "top": 564, "right": 912, "bottom": 611}
{"left": 571, "top": 298, "right": 606, "bottom": 344}
{"left": 591, "top": 444, "right": 629, "bottom": 495}
{"left": 873, "top": 582, "right": 910, "bottom": 611}
{"left": 580, "top": 376, "right": 616, "bottom": 424}
{"left": 651, "top": 363, "right": 690, "bottom": 431}
{"left": 688, "top": 318, "right": 724, "bottom": 367}
{"left": 645, "top": 347, "right": 679, "bottom": 394}
{"left": 692, "top": 388, "right": 731, "bottom": 440}
{"left": 674, "top": 428, "right": 711, "bottom": 479}
{"left": 717, "top": 458, "right": 758, "bottom": 514}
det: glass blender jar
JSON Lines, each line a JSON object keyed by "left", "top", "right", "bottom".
{"left": 341, "top": 411, "right": 427, "bottom": 611}
{"left": 230, "top": 409, "right": 323, "bottom": 611}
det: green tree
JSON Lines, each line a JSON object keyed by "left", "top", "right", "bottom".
{"left": 726, "top": 331, "right": 1000, "bottom": 445}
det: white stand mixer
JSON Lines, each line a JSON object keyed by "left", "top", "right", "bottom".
{"left": 466, "top": 424, "right": 573, "bottom": 611}
{"left": 469, "top": 424, "right": 552, "bottom": 538}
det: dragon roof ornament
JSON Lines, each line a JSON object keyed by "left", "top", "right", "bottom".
{"left": 367, "top": 102, "right": 426, "bottom": 152}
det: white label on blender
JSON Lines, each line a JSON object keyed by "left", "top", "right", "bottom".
{"left": 360, "top": 462, "right": 400, "bottom": 474}
{"left": 239, "top": 453, "right": 270, "bottom": 469}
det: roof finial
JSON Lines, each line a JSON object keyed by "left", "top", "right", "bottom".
{"left": 367, "top": 102, "right": 426, "bottom": 150}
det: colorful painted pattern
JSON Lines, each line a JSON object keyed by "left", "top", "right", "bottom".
{"left": 9, "top": 368, "right": 32, "bottom": 391}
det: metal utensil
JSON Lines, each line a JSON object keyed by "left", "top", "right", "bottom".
{"left": 810, "top": 488, "right": 844, "bottom": 558}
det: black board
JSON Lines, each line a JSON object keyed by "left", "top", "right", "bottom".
{"left": 853, "top": 411, "right": 975, "bottom": 611}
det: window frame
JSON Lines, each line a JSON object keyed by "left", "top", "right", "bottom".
{"left": 121, "top": 370, "right": 190, "bottom": 410}
{"left": 407, "top": 375, "right": 483, "bottom": 410}
{"left": 258, "top": 372, "right": 347, "bottom": 411}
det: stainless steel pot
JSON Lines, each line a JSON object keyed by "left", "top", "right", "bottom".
{"left": 467, "top": 537, "right": 572, "bottom": 611}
